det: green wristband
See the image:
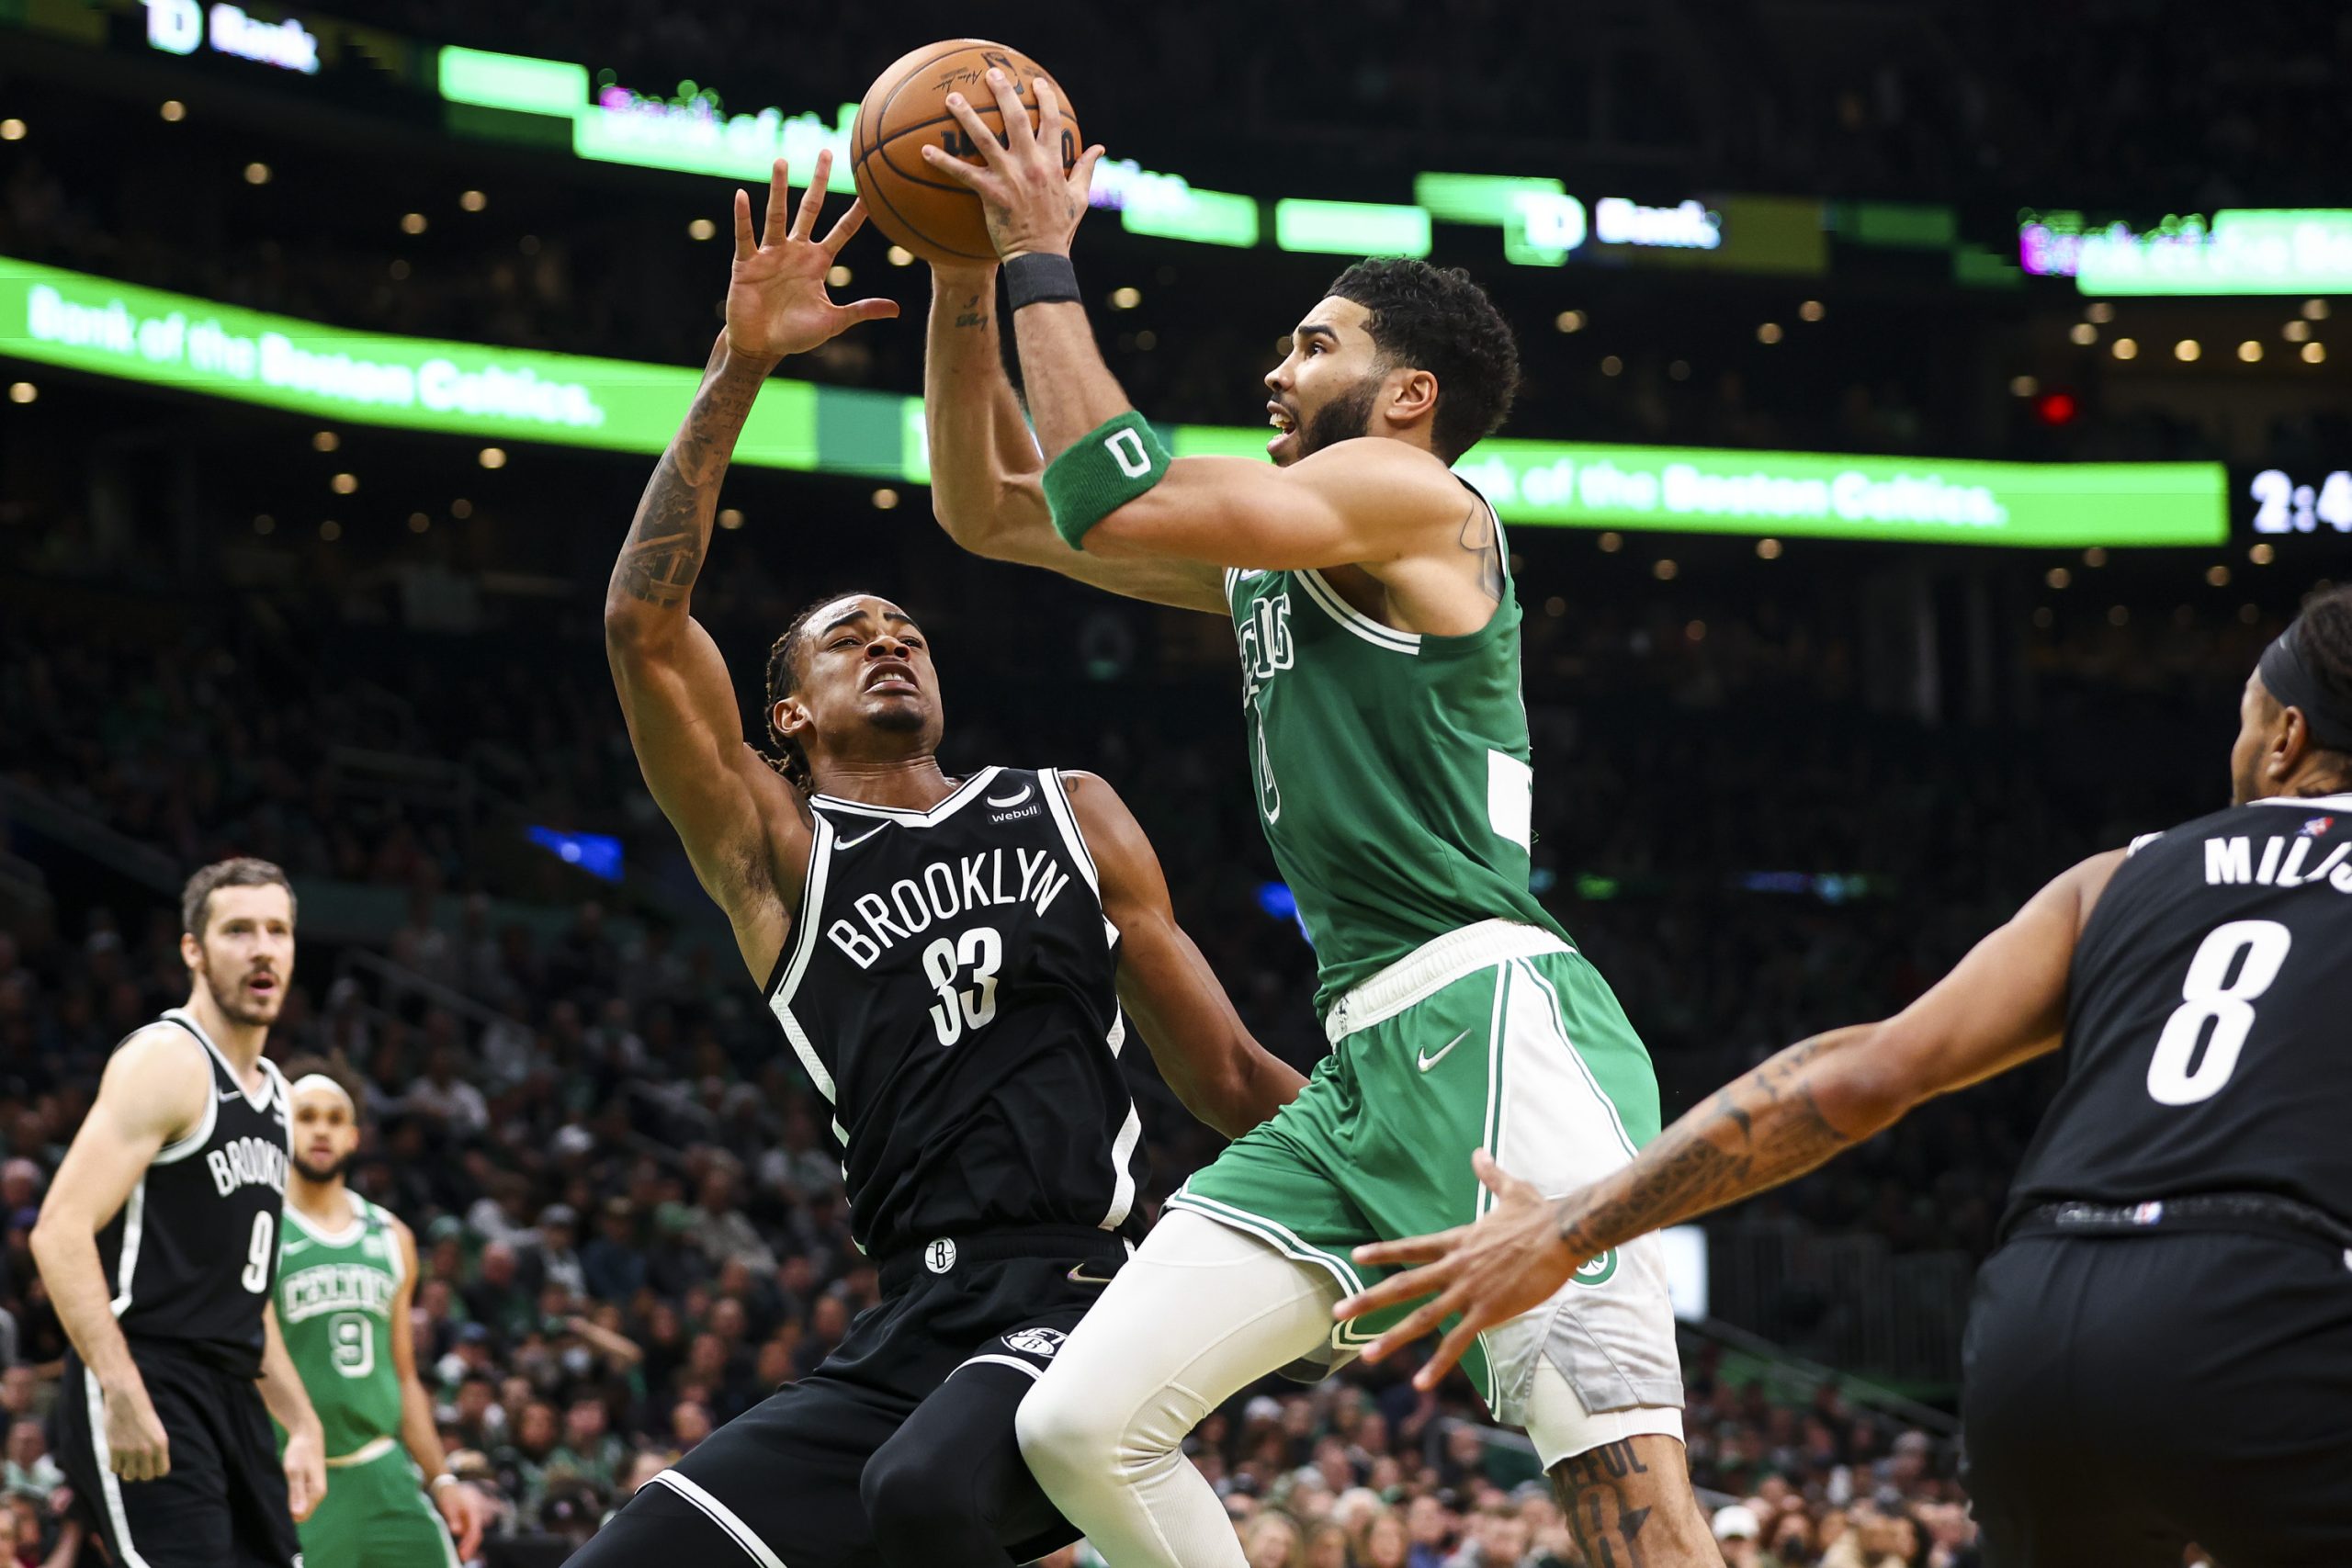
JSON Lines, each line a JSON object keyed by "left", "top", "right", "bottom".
{"left": 1043, "top": 412, "right": 1171, "bottom": 550}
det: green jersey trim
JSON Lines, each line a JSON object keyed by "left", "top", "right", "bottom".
{"left": 1293, "top": 569, "right": 1420, "bottom": 653}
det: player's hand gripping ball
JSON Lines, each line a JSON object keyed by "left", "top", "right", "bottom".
{"left": 851, "top": 40, "right": 1097, "bottom": 265}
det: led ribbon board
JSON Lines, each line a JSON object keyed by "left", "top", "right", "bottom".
{"left": 2020, "top": 209, "right": 2352, "bottom": 295}
{"left": 2, "top": 254, "right": 2225, "bottom": 547}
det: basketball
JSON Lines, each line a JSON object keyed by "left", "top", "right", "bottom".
{"left": 851, "top": 39, "right": 1081, "bottom": 266}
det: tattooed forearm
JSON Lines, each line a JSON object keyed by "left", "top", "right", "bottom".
{"left": 609, "top": 344, "right": 773, "bottom": 611}
{"left": 1558, "top": 1027, "right": 1881, "bottom": 1257}
{"left": 1456, "top": 501, "right": 1504, "bottom": 602}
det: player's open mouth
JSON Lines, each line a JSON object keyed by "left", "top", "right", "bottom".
{"left": 1266, "top": 401, "right": 1297, "bottom": 457}
{"left": 247, "top": 973, "right": 277, "bottom": 994}
{"left": 865, "top": 663, "right": 919, "bottom": 695}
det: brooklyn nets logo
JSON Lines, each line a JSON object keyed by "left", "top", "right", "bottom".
{"left": 924, "top": 1238, "right": 958, "bottom": 1274}
{"left": 1001, "top": 1327, "right": 1066, "bottom": 1358}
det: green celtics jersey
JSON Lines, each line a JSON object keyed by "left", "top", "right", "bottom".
{"left": 1227, "top": 514, "right": 1567, "bottom": 1015}
{"left": 276, "top": 1189, "right": 407, "bottom": 1457}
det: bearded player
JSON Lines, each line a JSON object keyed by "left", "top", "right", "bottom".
{"left": 920, "top": 71, "right": 1714, "bottom": 1566}
{"left": 31, "top": 859, "right": 324, "bottom": 1568}
{"left": 274, "top": 1058, "right": 490, "bottom": 1568}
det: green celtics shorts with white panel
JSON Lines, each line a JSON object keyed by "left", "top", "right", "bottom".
{"left": 1169, "top": 919, "right": 1683, "bottom": 1428}
{"left": 300, "top": 1439, "right": 459, "bottom": 1568}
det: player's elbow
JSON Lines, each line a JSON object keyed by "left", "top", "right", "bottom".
{"left": 27, "top": 1206, "right": 79, "bottom": 1270}
{"left": 601, "top": 596, "right": 673, "bottom": 660}
{"left": 1812, "top": 1021, "right": 1931, "bottom": 1134}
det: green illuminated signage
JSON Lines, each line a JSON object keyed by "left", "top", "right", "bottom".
{"left": 1412, "top": 173, "right": 1566, "bottom": 227}
{"left": 0, "top": 255, "right": 822, "bottom": 468}
{"left": 1120, "top": 187, "right": 1260, "bottom": 248}
{"left": 436, "top": 45, "right": 588, "bottom": 116}
{"left": 1451, "top": 441, "right": 2224, "bottom": 547}
{"left": 0, "top": 255, "right": 2226, "bottom": 547}
{"left": 2024, "top": 209, "right": 2352, "bottom": 295}
{"left": 1271, "top": 200, "right": 1433, "bottom": 258}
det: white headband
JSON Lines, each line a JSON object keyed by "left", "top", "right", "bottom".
{"left": 289, "top": 1072, "right": 355, "bottom": 1111}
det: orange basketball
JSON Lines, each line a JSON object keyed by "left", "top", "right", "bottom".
{"left": 851, "top": 39, "right": 1081, "bottom": 267}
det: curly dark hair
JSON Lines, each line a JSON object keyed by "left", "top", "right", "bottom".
{"left": 1325, "top": 258, "right": 1520, "bottom": 462}
{"left": 762, "top": 594, "right": 853, "bottom": 791}
{"left": 2297, "top": 582, "right": 2352, "bottom": 756}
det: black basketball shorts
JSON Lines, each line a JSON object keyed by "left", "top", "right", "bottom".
{"left": 571, "top": 1226, "right": 1123, "bottom": 1568}
{"left": 54, "top": 1341, "right": 301, "bottom": 1568}
{"left": 1963, "top": 1227, "right": 2352, "bottom": 1568}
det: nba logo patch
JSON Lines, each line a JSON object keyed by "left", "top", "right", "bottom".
{"left": 1002, "top": 1326, "right": 1066, "bottom": 1358}
{"left": 2301, "top": 817, "right": 2335, "bottom": 838}
{"left": 2130, "top": 1201, "right": 2165, "bottom": 1225}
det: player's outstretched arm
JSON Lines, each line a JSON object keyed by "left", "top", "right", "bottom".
{"left": 387, "top": 1218, "right": 488, "bottom": 1556}
{"left": 921, "top": 73, "right": 1465, "bottom": 578}
{"left": 1339, "top": 849, "right": 2126, "bottom": 1386}
{"left": 922, "top": 265, "right": 1228, "bottom": 614}
{"left": 605, "top": 154, "right": 895, "bottom": 982}
{"left": 28, "top": 1026, "right": 211, "bottom": 1481}
{"left": 258, "top": 1303, "right": 325, "bottom": 1521}
{"left": 1064, "top": 773, "right": 1306, "bottom": 1137}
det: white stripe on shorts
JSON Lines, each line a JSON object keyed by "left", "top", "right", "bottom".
{"left": 82, "top": 1369, "right": 153, "bottom": 1568}
{"left": 644, "top": 1470, "right": 787, "bottom": 1568}
{"left": 951, "top": 1353, "right": 1045, "bottom": 1382}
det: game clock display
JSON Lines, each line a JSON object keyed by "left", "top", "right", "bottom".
{"left": 2246, "top": 468, "right": 2352, "bottom": 535}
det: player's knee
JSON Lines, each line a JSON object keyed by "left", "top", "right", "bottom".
{"left": 1014, "top": 1370, "right": 1128, "bottom": 1490}
{"left": 862, "top": 1435, "right": 989, "bottom": 1550}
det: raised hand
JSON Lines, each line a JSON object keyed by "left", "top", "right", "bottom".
{"left": 726, "top": 151, "right": 899, "bottom": 361}
{"left": 918, "top": 69, "right": 1104, "bottom": 261}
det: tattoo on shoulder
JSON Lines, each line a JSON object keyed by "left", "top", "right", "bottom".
{"left": 1455, "top": 501, "right": 1504, "bottom": 602}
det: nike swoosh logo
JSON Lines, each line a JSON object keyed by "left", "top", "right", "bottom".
{"left": 985, "top": 784, "right": 1034, "bottom": 808}
{"left": 280, "top": 1237, "right": 311, "bottom": 1255}
{"left": 219, "top": 1086, "right": 249, "bottom": 1102}
{"left": 1417, "top": 1030, "right": 1473, "bottom": 1073}
{"left": 1067, "top": 1264, "right": 1117, "bottom": 1285}
{"left": 835, "top": 824, "right": 888, "bottom": 850}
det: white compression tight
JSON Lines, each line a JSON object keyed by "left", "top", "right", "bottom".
{"left": 1015, "top": 1211, "right": 1341, "bottom": 1568}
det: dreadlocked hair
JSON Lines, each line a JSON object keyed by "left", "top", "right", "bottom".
{"left": 762, "top": 594, "right": 848, "bottom": 791}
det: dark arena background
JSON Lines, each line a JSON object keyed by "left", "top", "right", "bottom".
{"left": 4, "top": 4, "right": 2349, "bottom": 1565}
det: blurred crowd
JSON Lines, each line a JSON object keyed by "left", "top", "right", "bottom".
{"left": 0, "top": 873, "right": 1983, "bottom": 1568}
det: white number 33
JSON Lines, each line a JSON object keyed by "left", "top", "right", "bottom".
{"left": 923, "top": 927, "right": 1003, "bottom": 1046}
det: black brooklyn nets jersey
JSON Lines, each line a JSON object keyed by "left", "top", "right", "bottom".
{"left": 95, "top": 1010, "right": 291, "bottom": 1375}
{"left": 2007, "top": 793, "right": 2352, "bottom": 1229}
{"left": 764, "top": 767, "right": 1146, "bottom": 1261}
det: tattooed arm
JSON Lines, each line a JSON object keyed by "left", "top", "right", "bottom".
{"left": 1337, "top": 850, "right": 2125, "bottom": 1386}
{"left": 604, "top": 155, "right": 896, "bottom": 982}
{"left": 921, "top": 265, "right": 1227, "bottom": 614}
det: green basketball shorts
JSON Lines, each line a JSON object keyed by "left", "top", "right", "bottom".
{"left": 301, "top": 1439, "right": 458, "bottom": 1568}
{"left": 1169, "top": 919, "right": 1683, "bottom": 1427}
